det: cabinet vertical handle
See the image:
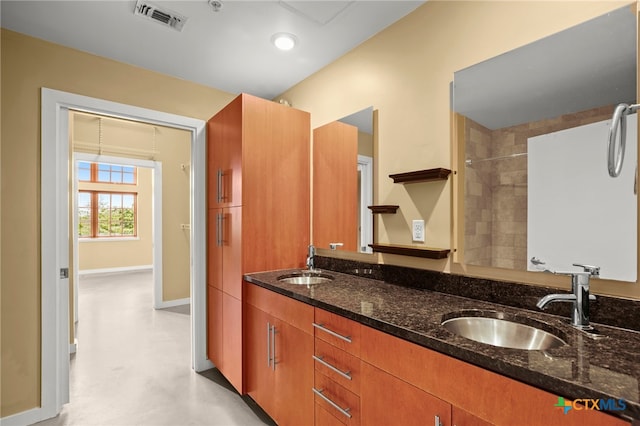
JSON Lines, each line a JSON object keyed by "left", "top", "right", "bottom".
{"left": 216, "top": 169, "right": 224, "bottom": 203}
{"left": 312, "top": 323, "right": 352, "bottom": 343}
{"left": 435, "top": 415, "right": 443, "bottom": 426}
{"left": 271, "top": 325, "right": 277, "bottom": 371}
{"left": 266, "top": 322, "right": 272, "bottom": 368}
{"left": 216, "top": 213, "right": 223, "bottom": 246}
{"left": 312, "top": 388, "right": 352, "bottom": 418}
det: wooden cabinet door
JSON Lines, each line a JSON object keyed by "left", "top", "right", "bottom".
{"left": 207, "top": 208, "right": 222, "bottom": 290}
{"left": 221, "top": 206, "right": 242, "bottom": 299}
{"left": 207, "top": 286, "right": 223, "bottom": 367}
{"left": 244, "top": 303, "right": 276, "bottom": 416}
{"left": 208, "top": 94, "right": 242, "bottom": 209}
{"left": 272, "top": 318, "right": 314, "bottom": 426}
{"left": 222, "top": 293, "right": 243, "bottom": 393}
{"left": 452, "top": 406, "right": 493, "bottom": 426}
{"left": 313, "top": 120, "right": 358, "bottom": 251}
{"left": 361, "top": 361, "right": 451, "bottom": 426}
{"left": 241, "top": 94, "right": 311, "bottom": 274}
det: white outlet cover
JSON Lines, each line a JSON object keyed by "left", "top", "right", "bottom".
{"left": 412, "top": 220, "right": 425, "bottom": 242}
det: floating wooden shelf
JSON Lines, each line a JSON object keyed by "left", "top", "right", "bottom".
{"left": 368, "top": 244, "right": 450, "bottom": 259}
{"left": 389, "top": 168, "right": 451, "bottom": 184}
{"left": 368, "top": 205, "right": 399, "bottom": 214}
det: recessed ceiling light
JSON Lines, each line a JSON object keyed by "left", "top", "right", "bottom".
{"left": 272, "top": 33, "right": 297, "bottom": 51}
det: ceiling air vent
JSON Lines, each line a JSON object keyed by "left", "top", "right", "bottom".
{"left": 134, "top": 0, "right": 187, "bottom": 32}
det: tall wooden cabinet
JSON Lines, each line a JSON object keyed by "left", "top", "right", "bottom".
{"left": 206, "top": 93, "right": 310, "bottom": 393}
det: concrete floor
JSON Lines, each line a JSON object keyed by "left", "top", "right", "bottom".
{"left": 36, "top": 271, "right": 274, "bottom": 426}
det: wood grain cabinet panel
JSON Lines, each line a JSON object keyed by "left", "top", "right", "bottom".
{"left": 360, "top": 325, "right": 628, "bottom": 426}
{"left": 206, "top": 286, "right": 223, "bottom": 367}
{"left": 361, "top": 361, "right": 451, "bottom": 426}
{"left": 312, "top": 121, "right": 358, "bottom": 251}
{"left": 314, "top": 370, "right": 360, "bottom": 426}
{"left": 316, "top": 402, "right": 348, "bottom": 426}
{"left": 452, "top": 406, "right": 493, "bottom": 426}
{"left": 221, "top": 206, "right": 242, "bottom": 300}
{"left": 207, "top": 209, "right": 222, "bottom": 290}
{"left": 208, "top": 94, "right": 242, "bottom": 208}
{"left": 206, "top": 93, "right": 310, "bottom": 394}
{"left": 245, "top": 283, "right": 314, "bottom": 334}
{"left": 244, "top": 288, "right": 314, "bottom": 426}
{"left": 314, "top": 308, "right": 361, "bottom": 356}
{"left": 221, "top": 292, "right": 242, "bottom": 392}
{"left": 314, "top": 338, "right": 361, "bottom": 396}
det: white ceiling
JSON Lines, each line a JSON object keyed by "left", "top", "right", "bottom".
{"left": 1, "top": 0, "right": 425, "bottom": 99}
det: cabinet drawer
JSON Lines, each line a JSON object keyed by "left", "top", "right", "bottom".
{"left": 361, "top": 361, "right": 451, "bottom": 426}
{"left": 244, "top": 282, "right": 314, "bottom": 334}
{"left": 361, "top": 325, "right": 628, "bottom": 426}
{"left": 314, "top": 338, "right": 360, "bottom": 396}
{"left": 316, "top": 402, "right": 347, "bottom": 426}
{"left": 314, "top": 371, "right": 360, "bottom": 426}
{"left": 314, "top": 308, "right": 360, "bottom": 355}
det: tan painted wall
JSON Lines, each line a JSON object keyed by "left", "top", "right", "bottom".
{"left": 358, "top": 130, "right": 373, "bottom": 158}
{"left": 0, "top": 29, "right": 234, "bottom": 417}
{"left": 77, "top": 166, "right": 154, "bottom": 271}
{"left": 279, "top": 1, "right": 640, "bottom": 300}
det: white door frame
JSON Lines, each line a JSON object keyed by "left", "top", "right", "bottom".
{"left": 21, "top": 88, "right": 212, "bottom": 425}
{"left": 72, "top": 154, "right": 163, "bottom": 317}
{"left": 358, "top": 155, "right": 374, "bottom": 253}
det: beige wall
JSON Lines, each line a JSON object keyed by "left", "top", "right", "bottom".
{"left": 1, "top": 29, "right": 234, "bottom": 417}
{"left": 358, "top": 130, "right": 373, "bottom": 158}
{"left": 77, "top": 165, "right": 154, "bottom": 271}
{"left": 279, "top": 1, "right": 640, "bottom": 300}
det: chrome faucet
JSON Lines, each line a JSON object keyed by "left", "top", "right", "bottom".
{"left": 306, "top": 244, "right": 316, "bottom": 271}
{"left": 536, "top": 263, "right": 599, "bottom": 330}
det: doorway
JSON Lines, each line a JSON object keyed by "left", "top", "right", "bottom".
{"left": 39, "top": 88, "right": 210, "bottom": 423}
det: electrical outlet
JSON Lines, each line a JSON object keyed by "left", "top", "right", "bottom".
{"left": 412, "top": 220, "right": 425, "bottom": 242}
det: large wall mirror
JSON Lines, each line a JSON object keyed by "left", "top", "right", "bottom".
{"left": 313, "top": 107, "right": 375, "bottom": 254}
{"left": 453, "top": 5, "right": 638, "bottom": 282}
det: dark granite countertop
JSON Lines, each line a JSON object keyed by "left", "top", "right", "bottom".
{"left": 244, "top": 268, "right": 640, "bottom": 422}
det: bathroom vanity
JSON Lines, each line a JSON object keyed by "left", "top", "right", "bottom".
{"left": 243, "top": 262, "right": 640, "bottom": 425}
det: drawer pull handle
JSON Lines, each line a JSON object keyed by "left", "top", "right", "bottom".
{"left": 312, "top": 388, "right": 352, "bottom": 419}
{"left": 313, "top": 322, "right": 352, "bottom": 343}
{"left": 312, "top": 355, "right": 352, "bottom": 380}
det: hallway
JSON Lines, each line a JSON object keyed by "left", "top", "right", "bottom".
{"left": 36, "top": 271, "right": 272, "bottom": 426}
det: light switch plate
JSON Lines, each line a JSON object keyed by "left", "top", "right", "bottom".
{"left": 412, "top": 220, "right": 425, "bottom": 242}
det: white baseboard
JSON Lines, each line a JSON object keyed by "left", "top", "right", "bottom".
{"left": 78, "top": 265, "right": 153, "bottom": 276}
{"left": 155, "top": 297, "right": 190, "bottom": 309}
{"left": 1, "top": 406, "right": 53, "bottom": 426}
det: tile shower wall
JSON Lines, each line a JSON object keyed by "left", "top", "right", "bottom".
{"left": 464, "top": 105, "right": 615, "bottom": 269}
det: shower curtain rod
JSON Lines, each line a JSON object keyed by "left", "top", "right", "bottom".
{"left": 465, "top": 152, "right": 527, "bottom": 166}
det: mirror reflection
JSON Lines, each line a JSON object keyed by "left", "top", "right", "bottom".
{"left": 454, "top": 5, "right": 637, "bottom": 282}
{"left": 313, "top": 107, "right": 374, "bottom": 253}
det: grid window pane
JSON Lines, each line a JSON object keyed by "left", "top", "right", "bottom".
{"left": 78, "top": 191, "right": 93, "bottom": 237}
{"left": 98, "top": 170, "right": 111, "bottom": 182}
{"left": 77, "top": 161, "right": 138, "bottom": 237}
{"left": 92, "top": 163, "right": 137, "bottom": 184}
{"left": 78, "top": 162, "right": 91, "bottom": 181}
